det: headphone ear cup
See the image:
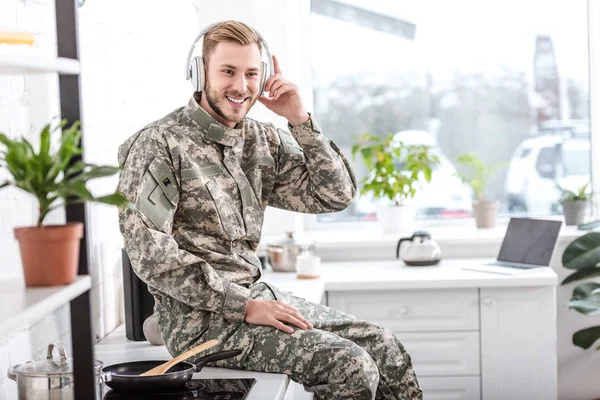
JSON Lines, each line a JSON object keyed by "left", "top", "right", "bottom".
{"left": 190, "top": 56, "right": 205, "bottom": 92}
{"left": 259, "top": 61, "right": 268, "bottom": 94}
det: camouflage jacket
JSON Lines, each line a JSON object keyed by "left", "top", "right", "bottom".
{"left": 117, "top": 95, "right": 356, "bottom": 329}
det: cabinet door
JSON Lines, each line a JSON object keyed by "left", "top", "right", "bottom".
{"left": 419, "top": 376, "right": 480, "bottom": 400}
{"left": 479, "top": 286, "right": 556, "bottom": 400}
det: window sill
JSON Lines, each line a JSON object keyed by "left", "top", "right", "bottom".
{"left": 263, "top": 217, "right": 586, "bottom": 262}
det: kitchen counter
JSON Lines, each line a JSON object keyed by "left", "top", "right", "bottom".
{"left": 261, "top": 257, "right": 557, "bottom": 300}
{"left": 96, "top": 258, "right": 557, "bottom": 400}
{"left": 96, "top": 326, "right": 288, "bottom": 400}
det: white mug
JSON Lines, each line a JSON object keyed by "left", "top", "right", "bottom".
{"left": 296, "top": 253, "right": 321, "bottom": 279}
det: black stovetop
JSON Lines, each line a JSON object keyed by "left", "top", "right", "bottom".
{"left": 103, "top": 378, "right": 256, "bottom": 400}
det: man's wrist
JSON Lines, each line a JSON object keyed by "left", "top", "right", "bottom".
{"left": 287, "top": 112, "right": 310, "bottom": 127}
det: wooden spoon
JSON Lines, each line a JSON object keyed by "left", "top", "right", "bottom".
{"left": 139, "top": 339, "right": 220, "bottom": 376}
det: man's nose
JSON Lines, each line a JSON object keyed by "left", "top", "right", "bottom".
{"left": 231, "top": 74, "right": 247, "bottom": 93}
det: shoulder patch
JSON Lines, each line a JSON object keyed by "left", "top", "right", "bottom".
{"left": 277, "top": 128, "right": 303, "bottom": 155}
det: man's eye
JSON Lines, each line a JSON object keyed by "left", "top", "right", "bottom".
{"left": 247, "top": 72, "right": 258, "bottom": 77}
{"left": 223, "top": 70, "right": 233, "bottom": 75}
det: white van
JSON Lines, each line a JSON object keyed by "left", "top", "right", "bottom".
{"left": 504, "top": 129, "right": 590, "bottom": 216}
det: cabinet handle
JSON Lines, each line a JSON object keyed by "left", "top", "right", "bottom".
{"left": 482, "top": 297, "right": 493, "bottom": 305}
{"left": 390, "top": 307, "right": 409, "bottom": 318}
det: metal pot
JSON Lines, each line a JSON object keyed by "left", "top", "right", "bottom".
{"left": 7, "top": 342, "right": 103, "bottom": 400}
{"left": 266, "top": 232, "right": 315, "bottom": 272}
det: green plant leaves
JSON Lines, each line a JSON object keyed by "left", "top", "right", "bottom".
{"left": 562, "top": 267, "right": 600, "bottom": 285}
{"left": 0, "top": 119, "right": 130, "bottom": 226}
{"left": 352, "top": 133, "right": 440, "bottom": 205}
{"left": 568, "top": 282, "right": 600, "bottom": 315}
{"left": 562, "top": 232, "right": 600, "bottom": 270}
{"left": 572, "top": 326, "right": 600, "bottom": 350}
{"left": 455, "top": 152, "right": 505, "bottom": 201}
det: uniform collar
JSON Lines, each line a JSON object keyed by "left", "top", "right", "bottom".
{"left": 182, "top": 93, "right": 244, "bottom": 147}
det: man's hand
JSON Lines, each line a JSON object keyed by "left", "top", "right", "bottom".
{"left": 258, "top": 55, "right": 309, "bottom": 126}
{"left": 244, "top": 299, "right": 313, "bottom": 334}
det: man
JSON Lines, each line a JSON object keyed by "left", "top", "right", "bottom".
{"left": 117, "top": 20, "right": 422, "bottom": 400}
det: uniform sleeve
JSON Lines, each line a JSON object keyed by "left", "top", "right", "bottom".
{"left": 118, "top": 134, "right": 250, "bottom": 323}
{"left": 268, "top": 114, "right": 357, "bottom": 213}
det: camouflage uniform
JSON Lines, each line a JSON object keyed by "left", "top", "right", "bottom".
{"left": 117, "top": 94, "right": 422, "bottom": 400}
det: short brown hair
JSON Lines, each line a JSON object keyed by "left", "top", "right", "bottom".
{"left": 202, "top": 20, "right": 262, "bottom": 62}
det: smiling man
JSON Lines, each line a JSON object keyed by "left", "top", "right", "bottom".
{"left": 117, "top": 20, "right": 422, "bottom": 400}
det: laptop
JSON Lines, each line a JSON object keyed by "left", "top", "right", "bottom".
{"left": 462, "top": 218, "right": 562, "bottom": 275}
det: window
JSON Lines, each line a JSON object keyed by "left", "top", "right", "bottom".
{"left": 310, "top": 0, "right": 590, "bottom": 224}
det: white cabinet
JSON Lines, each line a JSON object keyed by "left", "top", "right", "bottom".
{"left": 479, "top": 287, "right": 556, "bottom": 400}
{"left": 324, "top": 261, "right": 557, "bottom": 400}
{"left": 263, "top": 260, "right": 558, "bottom": 400}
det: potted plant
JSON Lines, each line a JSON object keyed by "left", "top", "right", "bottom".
{"left": 352, "top": 133, "right": 439, "bottom": 233}
{"left": 454, "top": 152, "right": 505, "bottom": 229}
{"left": 559, "top": 183, "right": 591, "bottom": 226}
{"left": 561, "top": 231, "right": 600, "bottom": 351}
{"left": 0, "top": 119, "right": 130, "bottom": 287}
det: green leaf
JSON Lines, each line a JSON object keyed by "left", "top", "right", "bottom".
{"left": 562, "top": 267, "right": 600, "bottom": 285}
{"left": 562, "top": 232, "right": 600, "bottom": 270}
{"left": 90, "top": 193, "right": 132, "bottom": 208}
{"left": 572, "top": 326, "right": 600, "bottom": 350}
{"left": 71, "top": 165, "right": 121, "bottom": 182}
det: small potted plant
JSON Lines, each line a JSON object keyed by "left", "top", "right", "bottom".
{"left": 0, "top": 119, "right": 130, "bottom": 287}
{"left": 561, "top": 231, "right": 600, "bottom": 351}
{"left": 352, "top": 133, "right": 439, "bottom": 233}
{"left": 559, "top": 183, "right": 591, "bottom": 226}
{"left": 454, "top": 152, "right": 505, "bottom": 228}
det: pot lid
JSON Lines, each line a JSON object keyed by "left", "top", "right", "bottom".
{"left": 267, "top": 231, "right": 315, "bottom": 247}
{"left": 12, "top": 342, "right": 102, "bottom": 377}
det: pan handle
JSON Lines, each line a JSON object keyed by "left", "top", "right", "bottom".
{"left": 194, "top": 349, "right": 243, "bottom": 372}
{"left": 98, "top": 372, "right": 112, "bottom": 384}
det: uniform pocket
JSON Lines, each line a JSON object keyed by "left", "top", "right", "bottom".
{"left": 136, "top": 172, "right": 176, "bottom": 230}
{"left": 207, "top": 314, "right": 256, "bottom": 369}
{"left": 205, "top": 179, "right": 246, "bottom": 241}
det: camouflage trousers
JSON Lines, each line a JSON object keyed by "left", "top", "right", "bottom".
{"left": 191, "top": 282, "right": 422, "bottom": 400}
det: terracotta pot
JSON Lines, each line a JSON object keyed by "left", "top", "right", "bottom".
{"left": 472, "top": 200, "right": 499, "bottom": 229}
{"left": 14, "top": 223, "right": 84, "bottom": 287}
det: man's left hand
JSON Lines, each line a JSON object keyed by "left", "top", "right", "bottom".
{"left": 258, "top": 54, "right": 309, "bottom": 126}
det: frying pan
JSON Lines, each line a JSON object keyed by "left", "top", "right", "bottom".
{"left": 100, "top": 349, "right": 243, "bottom": 392}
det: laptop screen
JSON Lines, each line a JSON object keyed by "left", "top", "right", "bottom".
{"left": 497, "top": 218, "right": 563, "bottom": 266}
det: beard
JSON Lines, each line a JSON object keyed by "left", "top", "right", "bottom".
{"left": 204, "top": 80, "right": 259, "bottom": 125}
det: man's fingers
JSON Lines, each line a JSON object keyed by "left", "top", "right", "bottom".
{"left": 272, "top": 54, "right": 281, "bottom": 75}
{"left": 277, "top": 312, "right": 307, "bottom": 330}
{"left": 273, "top": 84, "right": 295, "bottom": 101}
{"left": 265, "top": 76, "right": 283, "bottom": 95}
{"left": 273, "top": 320, "right": 294, "bottom": 334}
{"left": 278, "top": 305, "right": 312, "bottom": 329}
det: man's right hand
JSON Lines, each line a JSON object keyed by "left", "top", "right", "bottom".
{"left": 244, "top": 299, "right": 313, "bottom": 334}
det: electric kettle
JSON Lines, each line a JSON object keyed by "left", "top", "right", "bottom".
{"left": 396, "top": 231, "right": 442, "bottom": 266}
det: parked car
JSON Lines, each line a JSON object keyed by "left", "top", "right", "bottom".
{"left": 353, "top": 130, "right": 473, "bottom": 220}
{"left": 504, "top": 126, "right": 590, "bottom": 216}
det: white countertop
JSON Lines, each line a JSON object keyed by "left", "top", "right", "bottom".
{"left": 0, "top": 276, "right": 91, "bottom": 336}
{"left": 261, "top": 258, "right": 557, "bottom": 302}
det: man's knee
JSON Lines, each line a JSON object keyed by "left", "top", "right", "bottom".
{"left": 308, "top": 342, "right": 379, "bottom": 398}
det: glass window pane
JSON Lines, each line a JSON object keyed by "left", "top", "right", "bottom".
{"left": 311, "top": 0, "right": 590, "bottom": 222}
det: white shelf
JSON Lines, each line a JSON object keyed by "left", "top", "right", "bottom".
{"left": 0, "top": 54, "right": 80, "bottom": 75}
{"left": 0, "top": 276, "right": 91, "bottom": 337}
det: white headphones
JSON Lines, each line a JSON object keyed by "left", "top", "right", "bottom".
{"left": 185, "top": 22, "right": 274, "bottom": 94}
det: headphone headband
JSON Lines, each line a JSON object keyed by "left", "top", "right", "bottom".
{"left": 184, "top": 22, "right": 274, "bottom": 82}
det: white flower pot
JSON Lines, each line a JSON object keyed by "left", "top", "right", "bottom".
{"left": 377, "top": 205, "right": 416, "bottom": 234}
